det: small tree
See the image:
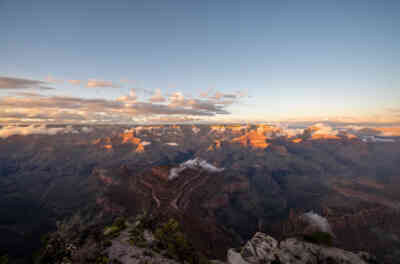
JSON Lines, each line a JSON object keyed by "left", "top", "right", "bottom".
{"left": 155, "top": 219, "right": 193, "bottom": 262}
{"left": 303, "top": 231, "right": 333, "bottom": 246}
{"left": 0, "top": 255, "right": 8, "bottom": 264}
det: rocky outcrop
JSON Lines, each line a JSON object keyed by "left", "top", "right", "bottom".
{"left": 227, "top": 232, "right": 377, "bottom": 264}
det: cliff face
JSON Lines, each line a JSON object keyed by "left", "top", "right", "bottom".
{"left": 227, "top": 232, "right": 377, "bottom": 264}
{"left": 1, "top": 124, "right": 399, "bottom": 263}
{"left": 37, "top": 215, "right": 377, "bottom": 264}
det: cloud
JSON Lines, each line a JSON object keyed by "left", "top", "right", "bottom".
{"left": 0, "top": 78, "right": 246, "bottom": 123}
{"left": 86, "top": 79, "right": 119, "bottom": 88}
{"left": 0, "top": 109, "right": 87, "bottom": 122}
{"left": 117, "top": 89, "right": 138, "bottom": 103}
{"left": 301, "top": 211, "right": 332, "bottom": 234}
{"left": 207, "top": 91, "right": 247, "bottom": 100}
{"left": 0, "top": 124, "right": 91, "bottom": 138}
{"left": 167, "top": 92, "right": 229, "bottom": 114}
{"left": 307, "top": 123, "right": 338, "bottom": 137}
{"left": 285, "top": 128, "right": 304, "bottom": 137}
{"left": 187, "top": 99, "right": 229, "bottom": 114}
{"left": 45, "top": 75, "right": 63, "bottom": 84}
{"left": 13, "top": 92, "right": 45, "bottom": 97}
{"left": 145, "top": 116, "right": 200, "bottom": 123}
{"left": 149, "top": 89, "right": 166, "bottom": 102}
{"left": 68, "top": 80, "right": 81, "bottom": 85}
{"left": 168, "top": 92, "right": 186, "bottom": 107}
{"left": 222, "top": 94, "right": 238, "bottom": 99}
{"left": 0, "top": 76, "right": 54, "bottom": 90}
{"left": 342, "top": 125, "right": 400, "bottom": 137}
{"left": 313, "top": 123, "right": 337, "bottom": 135}
{"left": 387, "top": 108, "right": 400, "bottom": 113}
{"left": 0, "top": 91, "right": 230, "bottom": 123}
{"left": 169, "top": 158, "right": 224, "bottom": 180}
{"left": 212, "top": 91, "right": 224, "bottom": 100}
{"left": 132, "top": 102, "right": 217, "bottom": 116}
{"left": 200, "top": 88, "right": 213, "bottom": 98}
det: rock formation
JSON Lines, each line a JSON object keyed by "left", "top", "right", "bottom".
{"left": 227, "top": 232, "right": 377, "bottom": 264}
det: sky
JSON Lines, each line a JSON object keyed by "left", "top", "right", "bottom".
{"left": 1, "top": 0, "right": 399, "bottom": 124}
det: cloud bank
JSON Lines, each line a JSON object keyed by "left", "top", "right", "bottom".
{"left": 0, "top": 76, "right": 54, "bottom": 90}
{"left": 0, "top": 125, "right": 92, "bottom": 139}
{"left": 0, "top": 89, "right": 235, "bottom": 123}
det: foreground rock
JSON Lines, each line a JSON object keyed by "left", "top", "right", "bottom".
{"left": 227, "top": 233, "right": 377, "bottom": 264}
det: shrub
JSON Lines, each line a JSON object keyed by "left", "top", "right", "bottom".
{"left": 303, "top": 231, "right": 333, "bottom": 246}
{"left": 95, "top": 255, "right": 109, "bottom": 264}
{"left": 128, "top": 227, "right": 147, "bottom": 247}
{"left": 143, "top": 250, "right": 154, "bottom": 257}
{"left": 155, "top": 219, "right": 190, "bottom": 260}
{"left": 103, "top": 217, "right": 127, "bottom": 238}
{"left": 0, "top": 255, "right": 8, "bottom": 264}
{"left": 155, "top": 219, "right": 209, "bottom": 264}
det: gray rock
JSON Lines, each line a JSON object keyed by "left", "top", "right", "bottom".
{"left": 240, "top": 232, "right": 278, "bottom": 263}
{"left": 227, "top": 233, "right": 375, "bottom": 264}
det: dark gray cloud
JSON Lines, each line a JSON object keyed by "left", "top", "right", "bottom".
{"left": 0, "top": 76, "right": 54, "bottom": 90}
{"left": 222, "top": 94, "right": 238, "bottom": 99}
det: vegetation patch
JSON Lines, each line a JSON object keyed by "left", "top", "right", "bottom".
{"left": 303, "top": 231, "right": 333, "bottom": 246}
{"left": 103, "top": 217, "right": 126, "bottom": 238}
{"left": 154, "top": 218, "right": 209, "bottom": 264}
{"left": 0, "top": 255, "right": 8, "bottom": 264}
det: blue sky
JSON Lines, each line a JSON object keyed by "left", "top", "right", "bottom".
{"left": 1, "top": 0, "right": 399, "bottom": 123}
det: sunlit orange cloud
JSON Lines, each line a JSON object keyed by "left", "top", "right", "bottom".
{"left": 45, "top": 75, "right": 63, "bottom": 84}
{"left": 0, "top": 85, "right": 238, "bottom": 123}
{"left": 375, "top": 127, "right": 400, "bottom": 136}
{"left": 68, "top": 80, "right": 81, "bottom": 85}
{"left": 86, "top": 79, "right": 119, "bottom": 88}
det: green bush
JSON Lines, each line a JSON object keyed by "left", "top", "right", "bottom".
{"left": 128, "top": 227, "right": 147, "bottom": 247}
{"left": 155, "top": 219, "right": 209, "bottom": 264}
{"left": 0, "top": 255, "right": 8, "bottom": 264}
{"left": 95, "top": 255, "right": 109, "bottom": 264}
{"left": 113, "top": 217, "right": 126, "bottom": 230}
{"left": 155, "top": 219, "right": 190, "bottom": 260}
{"left": 303, "top": 231, "right": 333, "bottom": 246}
{"left": 103, "top": 217, "right": 127, "bottom": 238}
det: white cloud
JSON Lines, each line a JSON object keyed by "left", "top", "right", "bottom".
{"left": 169, "top": 158, "right": 224, "bottom": 180}
{"left": 301, "top": 211, "right": 332, "bottom": 234}
{"left": 149, "top": 89, "right": 166, "bottom": 103}
{"left": 168, "top": 92, "right": 186, "bottom": 107}
{"left": 0, "top": 125, "right": 91, "bottom": 138}
{"left": 309, "top": 123, "right": 338, "bottom": 136}
{"left": 117, "top": 89, "right": 138, "bottom": 104}
{"left": 285, "top": 128, "right": 304, "bottom": 137}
